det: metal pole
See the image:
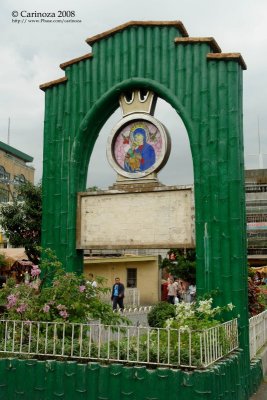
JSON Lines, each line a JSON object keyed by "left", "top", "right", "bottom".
{"left": 7, "top": 117, "right": 10, "bottom": 145}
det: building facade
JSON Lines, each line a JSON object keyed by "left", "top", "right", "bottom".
{"left": 245, "top": 169, "right": 267, "bottom": 266}
{"left": 84, "top": 254, "right": 160, "bottom": 305}
{"left": 0, "top": 141, "right": 34, "bottom": 247}
{"left": 0, "top": 141, "right": 34, "bottom": 203}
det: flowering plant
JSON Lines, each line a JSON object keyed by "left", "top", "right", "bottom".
{"left": 166, "top": 298, "right": 235, "bottom": 331}
{"left": 0, "top": 249, "right": 127, "bottom": 326}
{"left": 248, "top": 278, "right": 265, "bottom": 316}
{"left": 100, "top": 299, "right": 236, "bottom": 368}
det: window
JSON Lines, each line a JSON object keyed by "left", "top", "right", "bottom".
{"left": 247, "top": 214, "right": 267, "bottom": 223}
{"left": 0, "top": 166, "right": 10, "bottom": 182}
{"left": 127, "top": 268, "right": 137, "bottom": 288}
{"left": 0, "top": 187, "right": 9, "bottom": 203}
{"left": 14, "top": 174, "right": 26, "bottom": 184}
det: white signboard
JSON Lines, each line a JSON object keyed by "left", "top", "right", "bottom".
{"left": 77, "top": 188, "right": 194, "bottom": 249}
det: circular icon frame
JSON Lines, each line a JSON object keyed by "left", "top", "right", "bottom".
{"left": 106, "top": 113, "right": 171, "bottom": 179}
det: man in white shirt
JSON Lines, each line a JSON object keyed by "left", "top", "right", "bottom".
{"left": 87, "top": 273, "right": 97, "bottom": 288}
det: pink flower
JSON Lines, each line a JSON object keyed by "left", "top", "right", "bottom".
{"left": 7, "top": 294, "right": 18, "bottom": 308}
{"left": 31, "top": 266, "right": 41, "bottom": 277}
{"left": 79, "top": 285, "right": 86, "bottom": 292}
{"left": 56, "top": 304, "right": 68, "bottom": 319}
{"left": 16, "top": 303, "right": 27, "bottom": 313}
{"left": 59, "top": 310, "right": 69, "bottom": 319}
{"left": 43, "top": 304, "right": 50, "bottom": 313}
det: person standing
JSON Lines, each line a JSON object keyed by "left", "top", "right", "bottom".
{"left": 111, "top": 277, "right": 125, "bottom": 310}
{"left": 87, "top": 273, "right": 97, "bottom": 288}
{"left": 167, "top": 277, "right": 176, "bottom": 304}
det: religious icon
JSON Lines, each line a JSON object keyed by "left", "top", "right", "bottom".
{"left": 106, "top": 90, "right": 171, "bottom": 179}
{"left": 113, "top": 121, "right": 163, "bottom": 173}
{"left": 124, "top": 124, "right": 155, "bottom": 172}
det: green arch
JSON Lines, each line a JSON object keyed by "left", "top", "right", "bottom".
{"left": 41, "top": 23, "right": 248, "bottom": 363}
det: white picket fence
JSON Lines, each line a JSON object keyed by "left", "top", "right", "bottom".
{"left": 0, "top": 306, "right": 265, "bottom": 367}
{"left": 117, "top": 306, "right": 152, "bottom": 326}
{"left": 249, "top": 309, "right": 267, "bottom": 359}
{"left": 0, "top": 318, "right": 238, "bottom": 369}
{"left": 100, "top": 288, "right": 140, "bottom": 307}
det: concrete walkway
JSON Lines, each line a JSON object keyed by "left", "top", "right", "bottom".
{"left": 250, "top": 380, "right": 267, "bottom": 399}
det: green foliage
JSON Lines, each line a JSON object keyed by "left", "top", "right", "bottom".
{"left": 0, "top": 285, "right": 235, "bottom": 367}
{"left": 104, "top": 299, "right": 235, "bottom": 367}
{"left": 248, "top": 278, "right": 265, "bottom": 316}
{"left": 258, "top": 288, "right": 267, "bottom": 310}
{"left": 86, "top": 186, "right": 99, "bottom": 192}
{"left": 37, "top": 247, "right": 62, "bottom": 288}
{"left": 0, "top": 182, "right": 42, "bottom": 263}
{"left": 147, "top": 302, "right": 176, "bottom": 328}
{"left": 165, "top": 298, "right": 235, "bottom": 330}
{"left": 248, "top": 267, "right": 255, "bottom": 279}
{"left": 0, "top": 249, "right": 128, "bottom": 326}
{"left": 161, "top": 249, "right": 196, "bottom": 284}
{"left": 0, "top": 253, "right": 8, "bottom": 268}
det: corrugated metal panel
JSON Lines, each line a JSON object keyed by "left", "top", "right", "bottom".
{"left": 0, "top": 355, "right": 262, "bottom": 399}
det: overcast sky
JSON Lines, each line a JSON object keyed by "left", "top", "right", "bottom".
{"left": 0, "top": 0, "right": 266, "bottom": 188}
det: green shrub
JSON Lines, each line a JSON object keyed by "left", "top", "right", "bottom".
{"left": 0, "top": 248, "right": 128, "bottom": 326}
{"left": 248, "top": 278, "right": 265, "bottom": 316}
{"left": 161, "top": 249, "right": 196, "bottom": 284}
{"left": 0, "top": 253, "right": 8, "bottom": 268}
{"left": 147, "top": 302, "right": 176, "bottom": 328}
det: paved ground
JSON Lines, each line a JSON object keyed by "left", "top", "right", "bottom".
{"left": 250, "top": 380, "right": 267, "bottom": 399}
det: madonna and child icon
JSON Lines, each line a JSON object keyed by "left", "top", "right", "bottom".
{"left": 124, "top": 124, "right": 156, "bottom": 173}
{"left": 106, "top": 90, "right": 171, "bottom": 180}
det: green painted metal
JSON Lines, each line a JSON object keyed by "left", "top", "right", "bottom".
{"left": 65, "top": 361, "right": 77, "bottom": 400}
{"left": 76, "top": 363, "right": 87, "bottom": 399}
{"left": 46, "top": 360, "right": 56, "bottom": 398}
{"left": 0, "top": 359, "right": 7, "bottom": 399}
{"left": 0, "top": 356, "right": 261, "bottom": 399}
{"left": 16, "top": 359, "right": 27, "bottom": 397}
{"left": 109, "top": 364, "right": 123, "bottom": 399}
{"left": 7, "top": 358, "right": 17, "bottom": 399}
{"left": 33, "top": 360, "right": 46, "bottom": 400}
{"left": 41, "top": 22, "right": 249, "bottom": 370}
{"left": 133, "top": 366, "right": 147, "bottom": 399}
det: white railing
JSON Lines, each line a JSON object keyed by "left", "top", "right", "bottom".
{"left": 199, "top": 319, "right": 238, "bottom": 366}
{"left": 0, "top": 318, "right": 238, "bottom": 369}
{"left": 122, "top": 306, "right": 152, "bottom": 313}
{"left": 100, "top": 288, "right": 140, "bottom": 307}
{"left": 117, "top": 306, "right": 152, "bottom": 327}
{"left": 249, "top": 309, "right": 267, "bottom": 359}
{"left": 90, "top": 306, "right": 152, "bottom": 327}
{"left": 124, "top": 288, "right": 140, "bottom": 306}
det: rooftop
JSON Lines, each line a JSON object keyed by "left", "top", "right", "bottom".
{"left": 0, "top": 141, "right": 33, "bottom": 163}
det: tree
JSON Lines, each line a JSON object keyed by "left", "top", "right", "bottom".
{"left": 0, "top": 182, "right": 42, "bottom": 263}
{"left": 161, "top": 248, "right": 196, "bottom": 284}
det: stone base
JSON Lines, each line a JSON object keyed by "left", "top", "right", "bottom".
{"left": 109, "top": 173, "right": 165, "bottom": 192}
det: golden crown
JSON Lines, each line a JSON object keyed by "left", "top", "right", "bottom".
{"left": 119, "top": 89, "right": 157, "bottom": 117}
{"left": 130, "top": 122, "right": 147, "bottom": 132}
